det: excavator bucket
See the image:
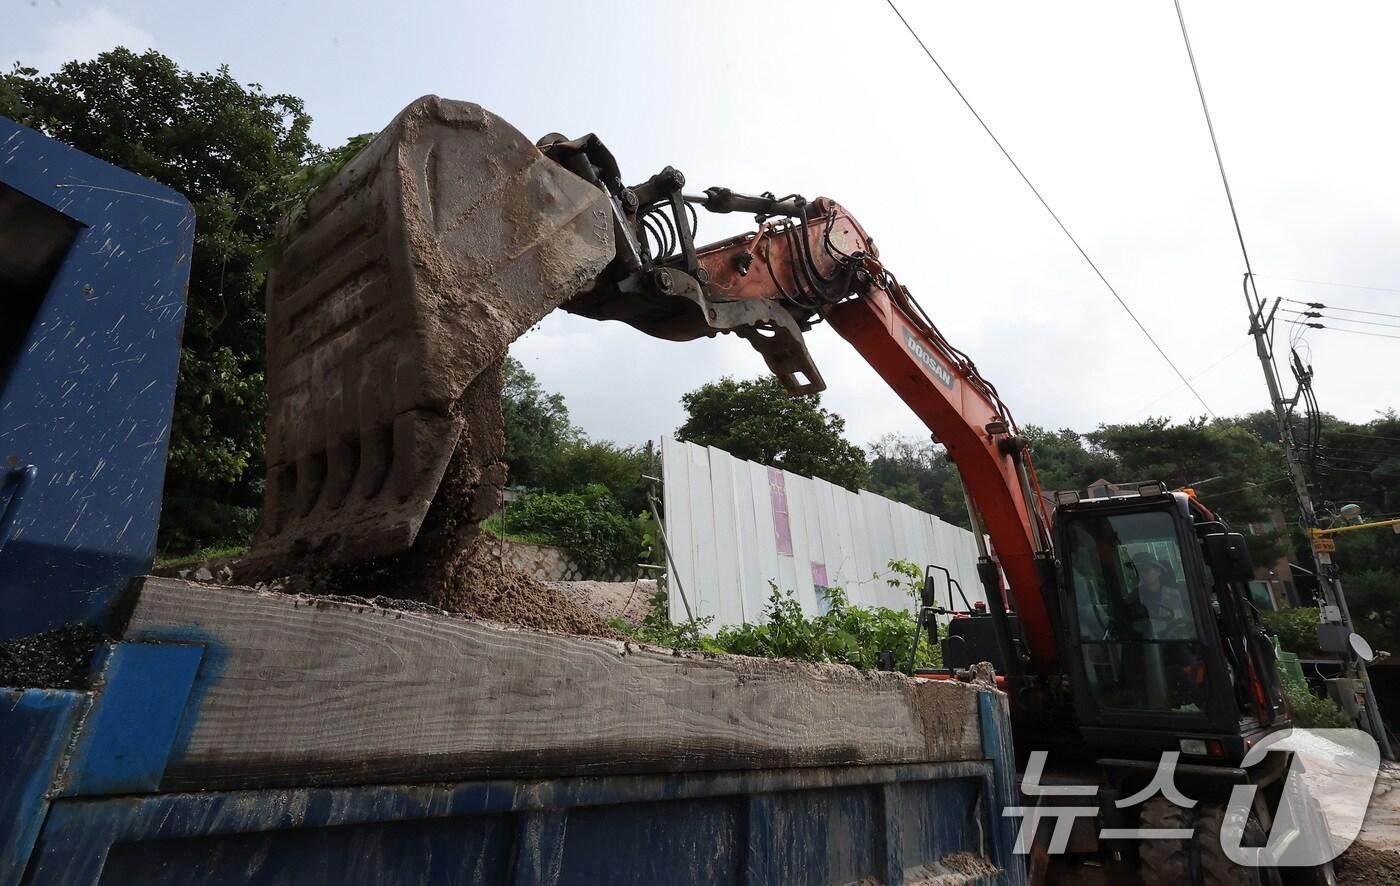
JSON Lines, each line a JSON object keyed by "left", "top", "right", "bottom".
{"left": 251, "top": 96, "right": 615, "bottom": 566}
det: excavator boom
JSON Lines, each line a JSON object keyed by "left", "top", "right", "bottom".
{"left": 251, "top": 95, "right": 1058, "bottom": 671}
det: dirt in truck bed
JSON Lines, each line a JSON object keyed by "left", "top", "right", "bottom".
{"left": 0, "top": 625, "right": 104, "bottom": 689}
{"left": 243, "top": 362, "right": 620, "bottom": 640}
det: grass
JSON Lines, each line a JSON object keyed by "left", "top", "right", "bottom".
{"left": 480, "top": 512, "right": 552, "bottom": 546}
{"left": 153, "top": 544, "right": 249, "bottom": 570}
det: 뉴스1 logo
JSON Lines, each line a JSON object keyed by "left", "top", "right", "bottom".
{"left": 903, "top": 329, "right": 955, "bottom": 390}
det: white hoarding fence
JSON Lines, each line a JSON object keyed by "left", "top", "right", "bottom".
{"left": 660, "top": 437, "right": 985, "bottom": 628}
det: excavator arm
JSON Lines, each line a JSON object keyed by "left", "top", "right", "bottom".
{"left": 562, "top": 167, "right": 1061, "bottom": 671}
{"left": 250, "top": 96, "right": 1059, "bottom": 671}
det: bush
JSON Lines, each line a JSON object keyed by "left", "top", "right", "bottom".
{"left": 1260, "top": 606, "right": 1321, "bottom": 658}
{"left": 1281, "top": 674, "right": 1351, "bottom": 729}
{"left": 619, "top": 582, "right": 939, "bottom": 672}
{"left": 613, "top": 584, "right": 724, "bottom": 653}
{"left": 499, "top": 484, "right": 645, "bottom": 577}
{"left": 157, "top": 494, "right": 259, "bottom": 555}
{"left": 536, "top": 439, "right": 655, "bottom": 516}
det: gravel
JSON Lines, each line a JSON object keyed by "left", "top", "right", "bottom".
{"left": 0, "top": 626, "right": 104, "bottom": 689}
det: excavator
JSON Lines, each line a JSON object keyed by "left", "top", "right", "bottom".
{"left": 251, "top": 97, "right": 1336, "bottom": 885}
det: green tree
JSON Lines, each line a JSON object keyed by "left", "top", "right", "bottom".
{"left": 1329, "top": 528, "right": 1400, "bottom": 652}
{"left": 1088, "top": 418, "right": 1285, "bottom": 524}
{"left": 537, "top": 439, "right": 655, "bottom": 516}
{"left": 1312, "top": 411, "right": 1400, "bottom": 516}
{"left": 1344, "top": 570, "right": 1400, "bottom": 656}
{"left": 499, "top": 484, "right": 645, "bottom": 576}
{"left": 676, "top": 376, "right": 868, "bottom": 489}
{"left": 865, "top": 434, "right": 969, "bottom": 528}
{"left": 3, "top": 50, "right": 320, "bottom": 552}
{"left": 502, "top": 356, "right": 579, "bottom": 486}
{"left": 1022, "top": 425, "right": 1120, "bottom": 492}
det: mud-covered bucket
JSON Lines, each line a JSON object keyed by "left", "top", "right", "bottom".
{"left": 250, "top": 96, "right": 615, "bottom": 567}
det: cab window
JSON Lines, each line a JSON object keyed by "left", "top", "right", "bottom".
{"left": 1066, "top": 510, "right": 1206, "bottom": 714}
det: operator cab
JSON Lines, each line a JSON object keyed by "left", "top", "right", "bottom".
{"left": 1052, "top": 482, "right": 1287, "bottom": 763}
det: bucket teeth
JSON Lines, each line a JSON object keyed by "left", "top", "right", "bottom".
{"left": 249, "top": 96, "right": 616, "bottom": 568}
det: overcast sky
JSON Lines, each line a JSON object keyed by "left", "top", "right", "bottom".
{"left": 7, "top": 1, "right": 1398, "bottom": 447}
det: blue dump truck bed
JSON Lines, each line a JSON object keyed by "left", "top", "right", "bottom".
{"left": 0, "top": 111, "right": 1022, "bottom": 886}
{"left": 3, "top": 577, "right": 1023, "bottom": 885}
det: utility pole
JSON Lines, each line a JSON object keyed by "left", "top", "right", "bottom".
{"left": 1247, "top": 286, "right": 1393, "bottom": 758}
{"left": 1168, "top": 0, "right": 1390, "bottom": 754}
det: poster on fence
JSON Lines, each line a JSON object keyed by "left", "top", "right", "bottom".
{"left": 661, "top": 437, "right": 986, "bottom": 629}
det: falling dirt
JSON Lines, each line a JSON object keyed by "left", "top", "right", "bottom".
{"left": 432, "top": 544, "right": 622, "bottom": 638}
{"left": 262, "top": 359, "right": 619, "bottom": 640}
{"left": 394, "top": 358, "right": 618, "bottom": 639}
{"left": 239, "top": 96, "right": 625, "bottom": 640}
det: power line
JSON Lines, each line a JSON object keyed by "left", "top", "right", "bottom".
{"left": 1282, "top": 298, "right": 1400, "bottom": 322}
{"left": 1170, "top": 0, "right": 1258, "bottom": 310}
{"left": 880, "top": 0, "right": 1216, "bottom": 418}
{"left": 1317, "top": 456, "right": 1389, "bottom": 469}
{"left": 1332, "top": 430, "right": 1400, "bottom": 443}
{"left": 1261, "top": 275, "right": 1400, "bottom": 296}
{"left": 1213, "top": 476, "right": 1292, "bottom": 497}
{"left": 1284, "top": 319, "right": 1400, "bottom": 341}
{"left": 1170, "top": 0, "right": 1393, "bottom": 755}
{"left": 1118, "top": 339, "right": 1251, "bottom": 419}
{"left": 1321, "top": 314, "right": 1400, "bottom": 331}
{"left": 1280, "top": 308, "right": 1400, "bottom": 331}
{"left": 1306, "top": 445, "right": 1400, "bottom": 457}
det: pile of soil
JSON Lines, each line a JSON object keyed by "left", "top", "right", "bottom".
{"left": 545, "top": 578, "right": 656, "bottom": 627}
{"left": 0, "top": 626, "right": 103, "bottom": 689}
{"left": 272, "top": 527, "right": 621, "bottom": 640}
{"left": 1336, "top": 843, "right": 1400, "bottom": 885}
{"left": 434, "top": 545, "right": 622, "bottom": 638}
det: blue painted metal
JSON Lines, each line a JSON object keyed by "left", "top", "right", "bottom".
{"left": 60, "top": 642, "right": 204, "bottom": 796}
{"left": 0, "top": 117, "right": 193, "bottom": 640}
{"left": 979, "top": 689, "right": 1026, "bottom": 886}
{"left": 24, "top": 760, "right": 1010, "bottom": 885}
{"left": 0, "top": 464, "right": 37, "bottom": 556}
{"left": 0, "top": 689, "right": 85, "bottom": 884}
{"left": 3, "top": 626, "right": 1022, "bottom": 883}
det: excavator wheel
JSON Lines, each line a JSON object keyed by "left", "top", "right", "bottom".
{"left": 1138, "top": 796, "right": 1196, "bottom": 886}
{"left": 1197, "top": 804, "right": 1273, "bottom": 886}
{"left": 1138, "top": 798, "right": 1304, "bottom": 886}
{"left": 1279, "top": 860, "right": 1337, "bottom": 886}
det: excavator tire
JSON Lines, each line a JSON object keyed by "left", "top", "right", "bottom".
{"left": 1139, "top": 796, "right": 1196, "bottom": 886}
{"left": 1139, "top": 799, "right": 1301, "bottom": 886}
{"left": 247, "top": 96, "right": 616, "bottom": 569}
{"left": 1197, "top": 804, "right": 1270, "bottom": 886}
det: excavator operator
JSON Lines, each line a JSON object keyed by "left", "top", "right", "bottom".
{"left": 1131, "top": 556, "right": 1190, "bottom": 639}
